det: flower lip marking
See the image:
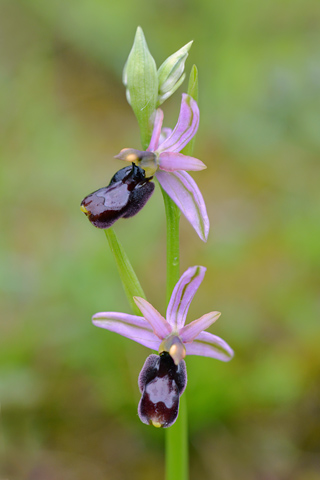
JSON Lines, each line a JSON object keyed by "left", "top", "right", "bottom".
{"left": 138, "top": 352, "right": 187, "bottom": 428}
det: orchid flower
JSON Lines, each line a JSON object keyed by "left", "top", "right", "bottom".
{"left": 93, "top": 265, "right": 233, "bottom": 363}
{"left": 115, "top": 94, "right": 210, "bottom": 242}
{"left": 93, "top": 266, "right": 233, "bottom": 427}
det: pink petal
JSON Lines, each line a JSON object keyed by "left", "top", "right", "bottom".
{"left": 156, "top": 170, "right": 210, "bottom": 242}
{"left": 92, "top": 312, "right": 161, "bottom": 350}
{"left": 157, "top": 94, "right": 199, "bottom": 153}
{"left": 158, "top": 152, "right": 206, "bottom": 172}
{"left": 159, "top": 127, "right": 172, "bottom": 145}
{"left": 166, "top": 266, "right": 206, "bottom": 330}
{"left": 179, "top": 311, "right": 221, "bottom": 343}
{"left": 133, "top": 296, "right": 172, "bottom": 339}
{"left": 147, "top": 109, "right": 164, "bottom": 151}
{"left": 185, "top": 331, "right": 234, "bottom": 362}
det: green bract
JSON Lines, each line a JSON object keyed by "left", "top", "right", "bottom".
{"left": 157, "top": 41, "right": 193, "bottom": 107}
{"left": 123, "top": 27, "right": 158, "bottom": 150}
{"left": 123, "top": 29, "right": 194, "bottom": 149}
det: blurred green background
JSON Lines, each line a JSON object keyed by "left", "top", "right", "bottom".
{"left": 1, "top": 0, "right": 320, "bottom": 478}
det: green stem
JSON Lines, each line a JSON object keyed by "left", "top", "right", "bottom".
{"left": 161, "top": 188, "right": 181, "bottom": 304}
{"left": 165, "top": 394, "right": 188, "bottom": 480}
{"left": 161, "top": 187, "right": 189, "bottom": 480}
{"left": 105, "top": 228, "right": 146, "bottom": 315}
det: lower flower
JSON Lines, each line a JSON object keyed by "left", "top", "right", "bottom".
{"left": 92, "top": 265, "right": 234, "bottom": 427}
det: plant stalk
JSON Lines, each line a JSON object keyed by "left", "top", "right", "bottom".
{"left": 161, "top": 188, "right": 189, "bottom": 480}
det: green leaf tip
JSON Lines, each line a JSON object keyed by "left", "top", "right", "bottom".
{"left": 187, "top": 64, "right": 198, "bottom": 103}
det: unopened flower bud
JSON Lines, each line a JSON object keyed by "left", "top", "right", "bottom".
{"left": 123, "top": 27, "right": 158, "bottom": 149}
{"left": 157, "top": 41, "right": 193, "bottom": 106}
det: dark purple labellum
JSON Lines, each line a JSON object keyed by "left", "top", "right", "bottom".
{"left": 138, "top": 352, "right": 187, "bottom": 428}
{"left": 80, "top": 164, "right": 154, "bottom": 228}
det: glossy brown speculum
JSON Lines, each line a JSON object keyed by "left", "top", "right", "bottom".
{"left": 80, "top": 164, "right": 154, "bottom": 229}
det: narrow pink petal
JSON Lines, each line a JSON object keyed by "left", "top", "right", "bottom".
{"left": 156, "top": 170, "right": 210, "bottom": 242}
{"left": 179, "top": 311, "right": 221, "bottom": 343}
{"left": 147, "top": 109, "right": 164, "bottom": 151}
{"left": 133, "top": 296, "right": 172, "bottom": 339}
{"left": 166, "top": 266, "right": 206, "bottom": 330}
{"left": 185, "top": 331, "right": 234, "bottom": 361}
{"left": 158, "top": 152, "right": 206, "bottom": 172}
{"left": 157, "top": 94, "right": 199, "bottom": 153}
{"left": 159, "top": 127, "right": 172, "bottom": 145}
{"left": 92, "top": 312, "right": 161, "bottom": 350}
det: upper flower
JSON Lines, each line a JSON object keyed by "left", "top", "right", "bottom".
{"left": 115, "top": 94, "right": 210, "bottom": 242}
{"left": 92, "top": 265, "right": 234, "bottom": 365}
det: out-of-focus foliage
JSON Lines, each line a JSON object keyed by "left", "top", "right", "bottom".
{"left": 1, "top": 0, "right": 320, "bottom": 479}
